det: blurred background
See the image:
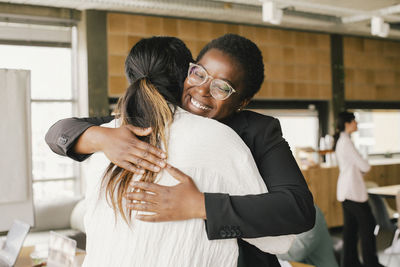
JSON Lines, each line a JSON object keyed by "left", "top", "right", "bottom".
{"left": 0, "top": 1, "right": 400, "bottom": 266}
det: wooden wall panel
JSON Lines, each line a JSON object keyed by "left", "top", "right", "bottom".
{"left": 343, "top": 37, "right": 400, "bottom": 101}
{"left": 107, "top": 12, "right": 332, "bottom": 99}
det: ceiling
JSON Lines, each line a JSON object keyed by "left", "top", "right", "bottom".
{"left": 1, "top": 0, "right": 400, "bottom": 39}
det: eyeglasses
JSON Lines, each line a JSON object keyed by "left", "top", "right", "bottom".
{"left": 187, "top": 63, "right": 236, "bottom": 100}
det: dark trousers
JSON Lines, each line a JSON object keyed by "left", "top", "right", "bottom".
{"left": 341, "top": 200, "right": 381, "bottom": 267}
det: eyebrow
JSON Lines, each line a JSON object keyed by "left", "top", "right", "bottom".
{"left": 197, "top": 63, "right": 235, "bottom": 88}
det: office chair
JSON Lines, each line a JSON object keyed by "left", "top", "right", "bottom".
{"left": 366, "top": 181, "right": 397, "bottom": 236}
{"left": 369, "top": 194, "right": 397, "bottom": 235}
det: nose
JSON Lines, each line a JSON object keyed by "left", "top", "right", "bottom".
{"left": 195, "top": 80, "right": 212, "bottom": 97}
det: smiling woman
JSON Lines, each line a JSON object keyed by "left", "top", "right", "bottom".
{"left": 182, "top": 48, "right": 246, "bottom": 120}
{"left": 45, "top": 34, "right": 315, "bottom": 267}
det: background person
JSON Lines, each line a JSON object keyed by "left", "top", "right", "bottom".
{"left": 46, "top": 34, "right": 315, "bottom": 267}
{"left": 277, "top": 205, "right": 339, "bottom": 267}
{"left": 333, "top": 111, "right": 384, "bottom": 267}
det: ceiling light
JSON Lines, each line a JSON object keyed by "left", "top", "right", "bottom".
{"left": 371, "top": 16, "right": 390, "bottom": 38}
{"left": 262, "top": 1, "right": 283, "bottom": 25}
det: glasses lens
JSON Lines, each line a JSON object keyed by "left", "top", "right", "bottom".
{"left": 188, "top": 64, "right": 207, "bottom": 86}
{"left": 210, "top": 79, "right": 232, "bottom": 100}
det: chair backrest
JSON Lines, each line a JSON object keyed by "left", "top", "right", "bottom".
{"left": 369, "top": 194, "right": 397, "bottom": 232}
{"left": 396, "top": 190, "right": 400, "bottom": 229}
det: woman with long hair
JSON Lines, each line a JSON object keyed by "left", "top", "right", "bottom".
{"left": 81, "top": 36, "right": 293, "bottom": 267}
{"left": 46, "top": 34, "right": 313, "bottom": 267}
{"left": 333, "top": 111, "right": 383, "bottom": 267}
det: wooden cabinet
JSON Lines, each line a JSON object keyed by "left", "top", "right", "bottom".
{"left": 302, "top": 163, "right": 400, "bottom": 228}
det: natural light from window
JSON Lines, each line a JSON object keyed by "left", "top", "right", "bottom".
{"left": 353, "top": 109, "right": 400, "bottom": 157}
{"left": 0, "top": 44, "right": 77, "bottom": 200}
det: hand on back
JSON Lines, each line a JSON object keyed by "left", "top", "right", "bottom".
{"left": 97, "top": 125, "right": 167, "bottom": 173}
{"left": 125, "top": 164, "right": 206, "bottom": 222}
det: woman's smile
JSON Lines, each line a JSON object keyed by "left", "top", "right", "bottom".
{"left": 190, "top": 96, "right": 211, "bottom": 111}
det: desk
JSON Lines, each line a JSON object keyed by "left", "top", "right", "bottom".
{"left": 289, "top": 262, "right": 315, "bottom": 267}
{"left": 15, "top": 246, "right": 85, "bottom": 267}
{"left": 15, "top": 246, "right": 34, "bottom": 267}
{"left": 367, "top": 184, "right": 400, "bottom": 198}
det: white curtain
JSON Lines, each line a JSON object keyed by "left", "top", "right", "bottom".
{"left": 0, "top": 69, "right": 34, "bottom": 230}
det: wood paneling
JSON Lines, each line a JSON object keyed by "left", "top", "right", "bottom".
{"left": 343, "top": 37, "right": 400, "bottom": 101}
{"left": 303, "top": 167, "right": 342, "bottom": 228}
{"left": 106, "top": 13, "right": 332, "bottom": 99}
{"left": 303, "top": 164, "right": 400, "bottom": 228}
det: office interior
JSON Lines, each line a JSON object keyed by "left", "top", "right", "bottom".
{"left": 0, "top": 1, "right": 400, "bottom": 266}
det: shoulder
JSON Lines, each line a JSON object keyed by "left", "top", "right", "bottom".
{"left": 337, "top": 132, "right": 351, "bottom": 147}
{"left": 171, "top": 109, "right": 251, "bottom": 154}
{"left": 236, "top": 110, "right": 278, "bottom": 125}
{"left": 240, "top": 110, "right": 283, "bottom": 142}
{"left": 174, "top": 109, "right": 240, "bottom": 138}
{"left": 229, "top": 110, "right": 282, "bottom": 135}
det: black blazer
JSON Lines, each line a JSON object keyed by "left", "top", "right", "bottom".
{"left": 45, "top": 110, "right": 315, "bottom": 267}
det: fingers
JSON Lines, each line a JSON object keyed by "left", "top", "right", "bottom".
{"left": 132, "top": 138, "right": 166, "bottom": 160}
{"left": 127, "top": 124, "right": 152, "bottom": 136}
{"left": 125, "top": 124, "right": 166, "bottom": 159}
{"left": 119, "top": 161, "right": 145, "bottom": 174}
{"left": 125, "top": 191, "right": 157, "bottom": 203}
{"left": 125, "top": 154, "right": 163, "bottom": 172}
{"left": 126, "top": 202, "right": 157, "bottom": 212}
{"left": 135, "top": 214, "right": 164, "bottom": 222}
{"left": 165, "top": 164, "right": 190, "bottom": 183}
{"left": 129, "top": 181, "right": 166, "bottom": 194}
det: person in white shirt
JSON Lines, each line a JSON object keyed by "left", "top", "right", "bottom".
{"left": 333, "top": 111, "right": 383, "bottom": 267}
{"left": 82, "top": 36, "right": 294, "bottom": 267}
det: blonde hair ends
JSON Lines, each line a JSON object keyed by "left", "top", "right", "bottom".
{"left": 102, "top": 78, "right": 173, "bottom": 224}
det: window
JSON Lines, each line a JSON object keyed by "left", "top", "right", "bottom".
{"left": 352, "top": 109, "right": 400, "bottom": 158}
{"left": 251, "top": 109, "right": 319, "bottom": 152}
{"left": 0, "top": 24, "right": 79, "bottom": 200}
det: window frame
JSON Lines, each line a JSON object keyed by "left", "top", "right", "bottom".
{"left": 0, "top": 22, "right": 81, "bottom": 198}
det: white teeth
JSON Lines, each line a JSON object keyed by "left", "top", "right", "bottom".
{"left": 190, "top": 97, "right": 210, "bottom": 110}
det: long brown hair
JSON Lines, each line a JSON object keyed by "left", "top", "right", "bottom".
{"left": 100, "top": 36, "right": 193, "bottom": 223}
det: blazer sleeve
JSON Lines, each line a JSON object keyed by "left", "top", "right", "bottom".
{"left": 204, "top": 118, "right": 315, "bottom": 240}
{"left": 45, "top": 116, "right": 114, "bottom": 162}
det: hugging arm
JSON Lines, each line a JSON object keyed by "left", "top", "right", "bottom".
{"left": 45, "top": 115, "right": 315, "bottom": 239}
{"left": 45, "top": 116, "right": 167, "bottom": 172}
{"left": 203, "top": 117, "right": 315, "bottom": 239}
{"left": 45, "top": 116, "right": 113, "bottom": 161}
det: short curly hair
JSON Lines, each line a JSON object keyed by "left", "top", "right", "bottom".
{"left": 197, "top": 34, "right": 264, "bottom": 100}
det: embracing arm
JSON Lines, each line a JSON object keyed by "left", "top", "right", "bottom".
{"left": 204, "top": 117, "right": 315, "bottom": 239}
{"left": 126, "top": 116, "right": 315, "bottom": 239}
{"left": 45, "top": 116, "right": 113, "bottom": 161}
{"left": 45, "top": 116, "right": 167, "bottom": 172}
